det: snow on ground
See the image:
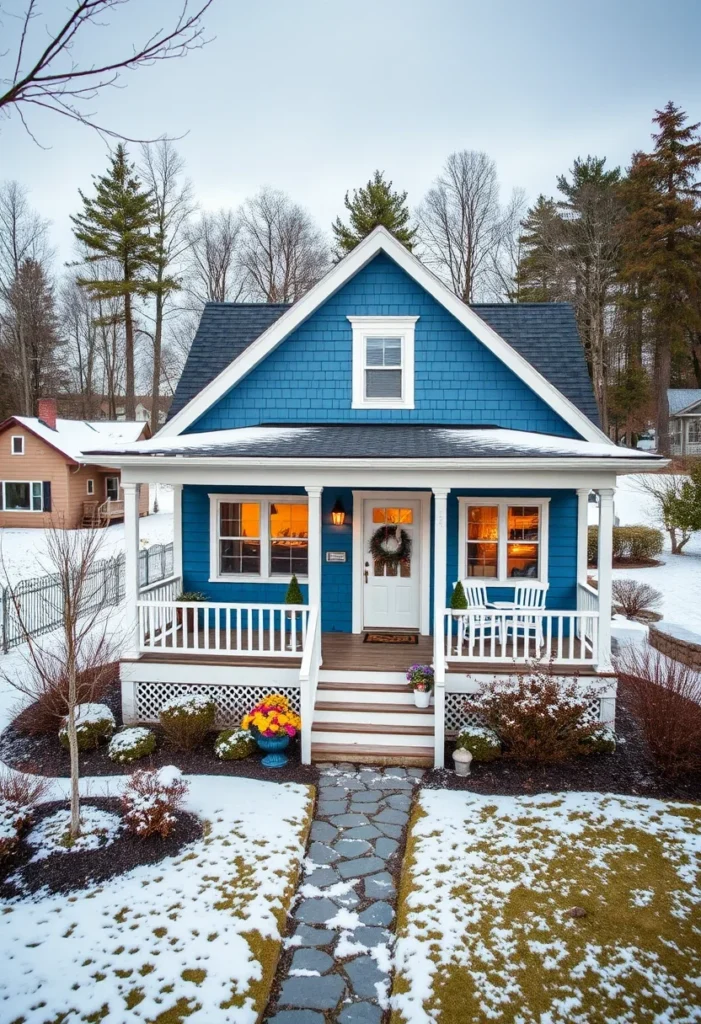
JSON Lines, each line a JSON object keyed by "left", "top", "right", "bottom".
{"left": 0, "top": 774, "right": 313, "bottom": 1024}
{"left": 591, "top": 474, "right": 701, "bottom": 634}
{"left": 392, "top": 789, "right": 701, "bottom": 1024}
{"left": 0, "top": 509, "right": 173, "bottom": 586}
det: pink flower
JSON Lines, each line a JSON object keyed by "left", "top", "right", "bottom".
{"left": 284, "top": 724, "right": 295, "bottom": 736}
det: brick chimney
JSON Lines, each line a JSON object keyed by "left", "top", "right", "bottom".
{"left": 37, "top": 397, "right": 57, "bottom": 430}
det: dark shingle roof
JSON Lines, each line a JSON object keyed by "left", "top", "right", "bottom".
{"left": 472, "top": 303, "right": 600, "bottom": 426}
{"left": 87, "top": 424, "right": 652, "bottom": 462}
{"left": 168, "top": 299, "right": 600, "bottom": 428}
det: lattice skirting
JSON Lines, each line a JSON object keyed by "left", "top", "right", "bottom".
{"left": 132, "top": 681, "right": 301, "bottom": 727}
{"left": 444, "top": 689, "right": 613, "bottom": 735}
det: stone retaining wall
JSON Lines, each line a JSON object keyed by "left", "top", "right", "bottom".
{"left": 649, "top": 622, "right": 701, "bottom": 671}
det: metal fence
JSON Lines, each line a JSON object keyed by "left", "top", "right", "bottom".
{"left": 1, "top": 543, "right": 174, "bottom": 653}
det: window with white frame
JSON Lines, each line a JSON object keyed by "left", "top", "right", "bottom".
{"left": 11, "top": 436, "right": 24, "bottom": 455}
{"left": 209, "top": 495, "right": 309, "bottom": 581}
{"left": 349, "top": 316, "right": 418, "bottom": 409}
{"left": 0, "top": 481, "right": 43, "bottom": 511}
{"left": 672, "top": 420, "right": 683, "bottom": 449}
{"left": 458, "top": 498, "right": 549, "bottom": 583}
{"left": 688, "top": 419, "right": 701, "bottom": 445}
{"left": 105, "top": 476, "right": 120, "bottom": 501}
{"left": 87, "top": 479, "right": 95, "bottom": 495}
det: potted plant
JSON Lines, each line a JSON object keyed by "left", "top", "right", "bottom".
{"left": 285, "top": 575, "right": 304, "bottom": 651}
{"left": 240, "top": 692, "right": 302, "bottom": 768}
{"left": 175, "top": 591, "right": 208, "bottom": 637}
{"left": 406, "top": 664, "right": 434, "bottom": 708}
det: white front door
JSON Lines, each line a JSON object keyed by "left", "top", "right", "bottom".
{"left": 363, "top": 499, "right": 421, "bottom": 630}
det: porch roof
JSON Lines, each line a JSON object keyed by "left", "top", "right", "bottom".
{"left": 83, "top": 423, "right": 661, "bottom": 464}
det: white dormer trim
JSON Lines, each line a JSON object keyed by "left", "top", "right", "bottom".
{"left": 158, "top": 226, "right": 611, "bottom": 445}
{"left": 349, "top": 316, "right": 418, "bottom": 410}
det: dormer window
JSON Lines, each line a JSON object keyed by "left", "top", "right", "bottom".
{"left": 349, "top": 316, "right": 418, "bottom": 410}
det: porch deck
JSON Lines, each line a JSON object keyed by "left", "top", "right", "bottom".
{"left": 135, "top": 629, "right": 605, "bottom": 675}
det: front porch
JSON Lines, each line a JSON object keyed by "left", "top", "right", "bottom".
{"left": 113, "top": 461, "right": 620, "bottom": 770}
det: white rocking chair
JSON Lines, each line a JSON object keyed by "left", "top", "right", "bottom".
{"left": 454, "top": 580, "right": 500, "bottom": 652}
{"left": 505, "top": 582, "right": 549, "bottom": 652}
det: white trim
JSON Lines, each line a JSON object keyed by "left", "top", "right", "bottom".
{"left": 105, "top": 475, "right": 120, "bottom": 501}
{"left": 0, "top": 480, "right": 44, "bottom": 512}
{"left": 123, "top": 482, "right": 141, "bottom": 659}
{"left": 86, "top": 478, "right": 95, "bottom": 495}
{"left": 208, "top": 493, "right": 309, "bottom": 584}
{"left": 172, "top": 483, "right": 183, "bottom": 580}
{"left": 576, "top": 488, "right": 589, "bottom": 586}
{"left": 457, "top": 496, "right": 550, "bottom": 585}
{"left": 596, "top": 487, "right": 615, "bottom": 671}
{"left": 157, "top": 226, "right": 611, "bottom": 444}
{"left": 10, "top": 435, "right": 24, "bottom": 455}
{"left": 351, "top": 490, "right": 431, "bottom": 635}
{"left": 349, "top": 316, "right": 418, "bottom": 409}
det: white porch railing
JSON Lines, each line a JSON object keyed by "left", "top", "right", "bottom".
{"left": 140, "top": 575, "right": 181, "bottom": 602}
{"left": 136, "top": 600, "right": 310, "bottom": 657}
{"left": 299, "top": 605, "right": 321, "bottom": 765}
{"left": 444, "top": 608, "right": 599, "bottom": 665}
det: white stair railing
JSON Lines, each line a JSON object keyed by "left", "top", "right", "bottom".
{"left": 433, "top": 618, "right": 446, "bottom": 769}
{"left": 299, "top": 604, "right": 321, "bottom": 765}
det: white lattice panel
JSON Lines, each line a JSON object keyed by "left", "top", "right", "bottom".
{"left": 444, "top": 692, "right": 607, "bottom": 735}
{"left": 134, "top": 682, "right": 300, "bottom": 728}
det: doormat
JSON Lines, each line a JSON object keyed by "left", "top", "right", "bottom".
{"left": 363, "top": 632, "right": 419, "bottom": 645}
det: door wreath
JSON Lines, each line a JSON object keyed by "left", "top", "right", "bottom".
{"left": 369, "top": 524, "right": 412, "bottom": 570}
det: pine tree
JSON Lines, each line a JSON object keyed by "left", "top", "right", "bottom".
{"left": 71, "top": 145, "right": 158, "bottom": 420}
{"left": 332, "top": 170, "right": 415, "bottom": 258}
{"left": 622, "top": 103, "right": 701, "bottom": 455}
{"left": 285, "top": 575, "right": 303, "bottom": 605}
{"left": 512, "top": 195, "right": 562, "bottom": 301}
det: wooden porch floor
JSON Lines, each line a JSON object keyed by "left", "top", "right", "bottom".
{"left": 137, "top": 629, "right": 607, "bottom": 675}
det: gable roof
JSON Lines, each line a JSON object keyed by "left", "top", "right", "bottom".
{"left": 162, "top": 226, "right": 608, "bottom": 445}
{"left": 0, "top": 416, "right": 147, "bottom": 463}
{"left": 668, "top": 389, "right": 701, "bottom": 415}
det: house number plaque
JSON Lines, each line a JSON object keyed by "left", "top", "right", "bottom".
{"left": 325, "top": 551, "right": 347, "bottom": 563}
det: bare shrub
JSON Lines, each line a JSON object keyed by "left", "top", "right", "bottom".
{"left": 463, "top": 665, "right": 603, "bottom": 762}
{"left": 612, "top": 579, "right": 663, "bottom": 619}
{"left": 0, "top": 769, "right": 50, "bottom": 807}
{"left": 13, "top": 664, "right": 117, "bottom": 736}
{"left": 616, "top": 645, "right": 701, "bottom": 777}
{"left": 0, "top": 769, "right": 50, "bottom": 859}
{"left": 122, "top": 767, "right": 189, "bottom": 839}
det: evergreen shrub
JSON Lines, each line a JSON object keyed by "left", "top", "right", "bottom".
{"left": 455, "top": 723, "right": 501, "bottom": 761}
{"left": 159, "top": 693, "right": 216, "bottom": 750}
{"left": 108, "top": 727, "right": 157, "bottom": 764}
{"left": 59, "top": 703, "right": 115, "bottom": 751}
{"left": 214, "top": 728, "right": 256, "bottom": 760}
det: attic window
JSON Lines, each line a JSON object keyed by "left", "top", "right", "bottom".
{"left": 11, "top": 436, "right": 24, "bottom": 455}
{"left": 349, "top": 316, "right": 418, "bottom": 410}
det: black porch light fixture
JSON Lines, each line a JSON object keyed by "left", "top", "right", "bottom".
{"left": 331, "top": 497, "right": 346, "bottom": 526}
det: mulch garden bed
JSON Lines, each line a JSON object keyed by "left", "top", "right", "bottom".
{"left": 0, "top": 797, "right": 202, "bottom": 899}
{"left": 0, "top": 679, "right": 319, "bottom": 788}
{"left": 424, "top": 681, "right": 700, "bottom": 802}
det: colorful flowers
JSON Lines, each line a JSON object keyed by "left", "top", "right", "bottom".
{"left": 406, "top": 664, "right": 434, "bottom": 692}
{"left": 241, "top": 693, "right": 301, "bottom": 738}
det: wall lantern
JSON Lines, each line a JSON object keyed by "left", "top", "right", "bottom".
{"left": 331, "top": 498, "right": 346, "bottom": 526}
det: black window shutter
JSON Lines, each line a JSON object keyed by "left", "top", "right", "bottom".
{"left": 42, "top": 481, "right": 52, "bottom": 512}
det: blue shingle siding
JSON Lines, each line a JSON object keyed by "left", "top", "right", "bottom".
{"left": 182, "top": 484, "right": 578, "bottom": 634}
{"left": 187, "top": 253, "right": 579, "bottom": 438}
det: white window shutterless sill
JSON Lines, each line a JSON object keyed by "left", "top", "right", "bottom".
{"left": 208, "top": 575, "right": 309, "bottom": 585}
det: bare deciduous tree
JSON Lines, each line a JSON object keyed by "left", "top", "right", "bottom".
{"left": 1, "top": 525, "right": 118, "bottom": 838}
{"left": 416, "top": 151, "right": 520, "bottom": 302}
{"left": 239, "top": 187, "right": 329, "bottom": 303}
{"left": 139, "top": 140, "right": 195, "bottom": 428}
{"left": 60, "top": 277, "right": 101, "bottom": 417}
{"left": 185, "top": 209, "right": 244, "bottom": 304}
{"left": 0, "top": 0, "right": 214, "bottom": 141}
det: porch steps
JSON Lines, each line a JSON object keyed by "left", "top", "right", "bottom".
{"left": 311, "top": 676, "right": 435, "bottom": 765}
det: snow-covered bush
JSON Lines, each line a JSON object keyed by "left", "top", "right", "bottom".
{"left": 455, "top": 724, "right": 501, "bottom": 762}
{"left": 108, "top": 727, "right": 157, "bottom": 764}
{"left": 122, "top": 766, "right": 189, "bottom": 839}
{"left": 159, "top": 693, "right": 216, "bottom": 750}
{"left": 0, "top": 771, "right": 50, "bottom": 859}
{"left": 214, "top": 728, "right": 256, "bottom": 761}
{"left": 582, "top": 725, "right": 617, "bottom": 755}
{"left": 59, "top": 703, "right": 115, "bottom": 751}
{"left": 463, "top": 669, "right": 604, "bottom": 762}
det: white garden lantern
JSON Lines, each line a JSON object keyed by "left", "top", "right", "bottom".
{"left": 452, "top": 747, "right": 473, "bottom": 777}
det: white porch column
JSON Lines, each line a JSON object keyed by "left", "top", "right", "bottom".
{"left": 576, "top": 487, "right": 590, "bottom": 590}
{"left": 305, "top": 486, "right": 323, "bottom": 610}
{"left": 172, "top": 483, "right": 183, "bottom": 582}
{"left": 432, "top": 487, "right": 450, "bottom": 769}
{"left": 123, "top": 482, "right": 141, "bottom": 659}
{"left": 596, "top": 487, "right": 615, "bottom": 671}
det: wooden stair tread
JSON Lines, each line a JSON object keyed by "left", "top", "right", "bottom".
{"left": 315, "top": 700, "right": 432, "bottom": 715}
{"left": 312, "top": 721, "right": 433, "bottom": 736}
{"left": 318, "top": 681, "right": 409, "bottom": 693}
{"left": 312, "top": 742, "right": 433, "bottom": 765}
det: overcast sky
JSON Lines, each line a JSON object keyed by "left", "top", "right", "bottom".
{"left": 2, "top": 0, "right": 700, "bottom": 264}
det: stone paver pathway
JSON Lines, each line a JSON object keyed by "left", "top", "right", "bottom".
{"left": 265, "top": 764, "right": 422, "bottom": 1024}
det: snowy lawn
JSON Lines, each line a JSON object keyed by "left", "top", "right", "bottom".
{"left": 0, "top": 774, "right": 313, "bottom": 1024}
{"left": 391, "top": 790, "right": 701, "bottom": 1024}
{"left": 592, "top": 475, "right": 701, "bottom": 633}
{"left": 0, "top": 508, "right": 173, "bottom": 586}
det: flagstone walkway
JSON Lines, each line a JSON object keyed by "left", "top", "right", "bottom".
{"left": 265, "top": 764, "right": 423, "bottom": 1024}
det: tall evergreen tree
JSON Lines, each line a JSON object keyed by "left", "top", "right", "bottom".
{"left": 332, "top": 170, "right": 415, "bottom": 258}
{"left": 622, "top": 103, "right": 701, "bottom": 455}
{"left": 512, "top": 195, "right": 562, "bottom": 301}
{"left": 71, "top": 145, "right": 158, "bottom": 420}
